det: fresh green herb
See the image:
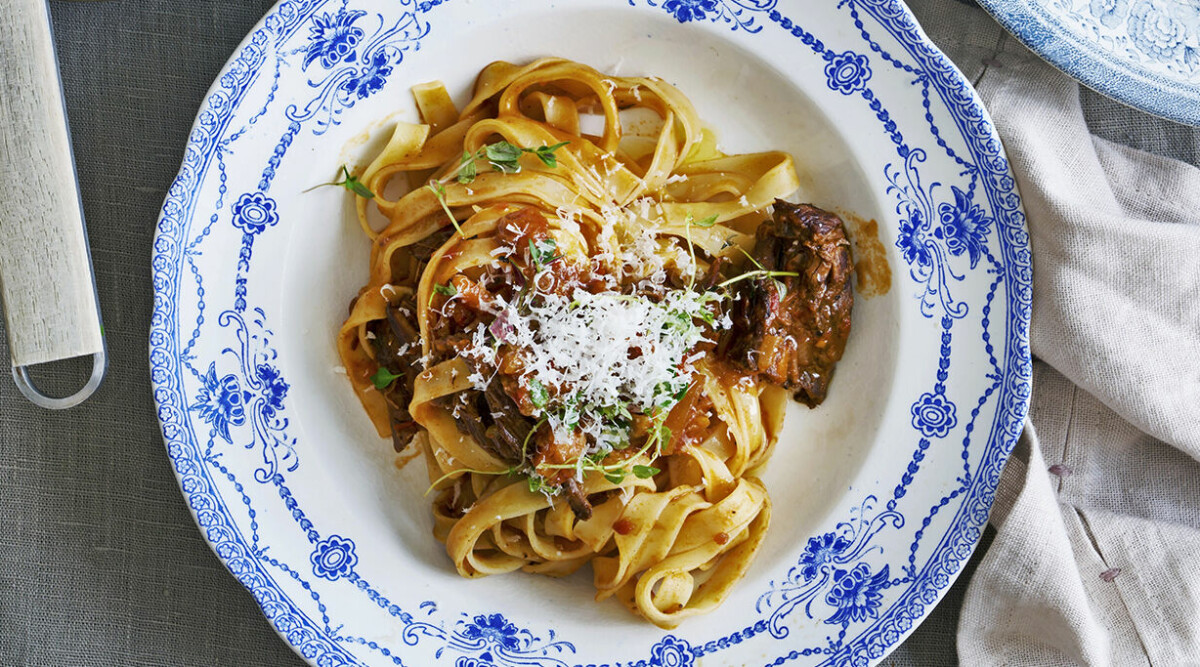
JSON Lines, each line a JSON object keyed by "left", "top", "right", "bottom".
{"left": 691, "top": 213, "right": 719, "bottom": 227}
{"left": 528, "top": 379, "right": 550, "bottom": 410}
{"left": 304, "top": 165, "right": 376, "bottom": 198}
{"left": 370, "top": 367, "right": 403, "bottom": 390}
{"left": 426, "top": 182, "right": 465, "bottom": 237}
{"left": 605, "top": 425, "right": 633, "bottom": 450}
{"left": 656, "top": 424, "right": 673, "bottom": 448}
{"left": 604, "top": 471, "right": 626, "bottom": 485}
{"left": 485, "top": 141, "right": 525, "bottom": 173}
{"left": 734, "top": 244, "right": 765, "bottom": 271}
{"left": 521, "top": 417, "right": 547, "bottom": 463}
{"left": 429, "top": 282, "right": 457, "bottom": 307}
{"left": 633, "top": 465, "right": 660, "bottom": 479}
{"left": 456, "top": 151, "right": 478, "bottom": 184}
{"left": 717, "top": 269, "right": 800, "bottom": 289}
{"left": 665, "top": 309, "right": 695, "bottom": 337}
{"left": 424, "top": 465, "right": 515, "bottom": 496}
{"left": 529, "top": 238, "right": 561, "bottom": 270}
{"left": 598, "top": 402, "right": 633, "bottom": 424}
{"left": 452, "top": 140, "right": 571, "bottom": 184}
{"left": 531, "top": 141, "right": 571, "bottom": 167}
{"left": 527, "top": 474, "right": 549, "bottom": 494}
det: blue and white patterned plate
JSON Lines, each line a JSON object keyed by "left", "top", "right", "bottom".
{"left": 974, "top": 0, "right": 1200, "bottom": 126}
{"left": 151, "top": 1, "right": 1031, "bottom": 665}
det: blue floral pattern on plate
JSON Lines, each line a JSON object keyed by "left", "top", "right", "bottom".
{"left": 304, "top": 9, "right": 367, "bottom": 69}
{"left": 824, "top": 563, "right": 890, "bottom": 626}
{"left": 911, "top": 391, "right": 958, "bottom": 439}
{"left": 231, "top": 192, "right": 280, "bottom": 235}
{"left": 151, "top": 0, "right": 1032, "bottom": 665}
{"left": 461, "top": 615, "right": 523, "bottom": 652}
{"left": 825, "top": 51, "right": 873, "bottom": 95}
{"left": 311, "top": 535, "right": 358, "bottom": 581}
{"left": 192, "top": 363, "right": 249, "bottom": 443}
{"left": 662, "top": 0, "right": 718, "bottom": 23}
{"left": 797, "top": 532, "right": 853, "bottom": 582}
{"left": 975, "top": 0, "right": 1200, "bottom": 125}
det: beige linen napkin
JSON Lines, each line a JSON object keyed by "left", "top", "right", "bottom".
{"left": 955, "top": 32, "right": 1200, "bottom": 666}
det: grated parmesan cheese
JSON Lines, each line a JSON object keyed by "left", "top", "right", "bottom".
{"left": 467, "top": 286, "right": 723, "bottom": 421}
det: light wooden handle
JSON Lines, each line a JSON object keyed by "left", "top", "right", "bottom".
{"left": 0, "top": 0, "right": 103, "bottom": 371}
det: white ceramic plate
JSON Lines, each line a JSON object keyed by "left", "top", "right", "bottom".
{"left": 974, "top": 0, "right": 1200, "bottom": 126}
{"left": 151, "top": 1, "right": 1031, "bottom": 665}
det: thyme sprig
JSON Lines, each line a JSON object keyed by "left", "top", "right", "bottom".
{"left": 445, "top": 140, "right": 571, "bottom": 185}
{"left": 716, "top": 269, "right": 800, "bottom": 289}
{"left": 370, "top": 367, "right": 402, "bottom": 390}
{"left": 426, "top": 182, "right": 465, "bottom": 238}
{"left": 304, "top": 165, "right": 375, "bottom": 198}
{"left": 428, "top": 141, "right": 571, "bottom": 237}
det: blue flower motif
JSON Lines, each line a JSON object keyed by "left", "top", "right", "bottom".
{"left": 256, "top": 363, "right": 289, "bottom": 420}
{"left": 231, "top": 192, "right": 280, "bottom": 235}
{"left": 341, "top": 50, "right": 393, "bottom": 100}
{"left": 895, "top": 212, "right": 932, "bottom": 268}
{"left": 191, "top": 362, "right": 249, "bottom": 443}
{"left": 825, "top": 563, "right": 890, "bottom": 626}
{"left": 461, "top": 614, "right": 521, "bottom": 651}
{"left": 455, "top": 656, "right": 495, "bottom": 667}
{"left": 662, "top": 0, "right": 719, "bottom": 23}
{"left": 911, "top": 391, "right": 958, "bottom": 438}
{"left": 797, "top": 532, "right": 852, "bottom": 581}
{"left": 1089, "top": 0, "right": 1128, "bottom": 28}
{"left": 310, "top": 535, "right": 358, "bottom": 581}
{"left": 1127, "top": 2, "right": 1190, "bottom": 61}
{"left": 825, "top": 51, "right": 872, "bottom": 95}
{"left": 649, "top": 635, "right": 695, "bottom": 667}
{"left": 303, "top": 9, "right": 367, "bottom": 70}
{"left": 934, "top": 186, "right": 992, "bottom": 269}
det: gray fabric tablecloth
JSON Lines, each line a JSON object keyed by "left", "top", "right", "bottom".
{"left": 0, "top": 1, "right": 1193, "bottom": 665}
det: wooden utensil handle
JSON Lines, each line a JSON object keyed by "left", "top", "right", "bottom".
{"left": 0, "top": 0, "right": 104, "bottom": 370}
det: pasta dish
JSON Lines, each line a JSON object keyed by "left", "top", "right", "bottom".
{"left": 335, "top": 58, "right": 854, "bottom": 628}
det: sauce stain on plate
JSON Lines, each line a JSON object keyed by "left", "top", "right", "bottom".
{"left": 840, "top": 211, "right": 891, "bottom": 298}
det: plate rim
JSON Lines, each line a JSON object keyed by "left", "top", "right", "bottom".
{"left": 149, "top": 0, "right": 1033, "bottom": 665}
{"left": 973, "top": 0, "right": 1200, "bottom": 127}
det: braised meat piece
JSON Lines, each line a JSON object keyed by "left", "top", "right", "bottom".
{"left": 372, "top": 300, "right": 424, "bottom": 451}
{"left": 562, "top": 478, "right": 593, "bottom": 521}
{"left": 439, "top": 383, "right": 535, "bottom": 466}
{"left": 718, "top": 200, "right": 854, "bottom": 407}
{"left": 408, "top": 226, "right": 455, "bottom": 263}
{"left": 480, "top": 382, "right": 535, "bottom": 464}
{"left": 446, "top": 391, "right": 493, "bottom": 457}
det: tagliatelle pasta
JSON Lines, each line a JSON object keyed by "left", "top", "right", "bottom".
{"left": 335, "top": 58, "right": 853, "bottom": 629}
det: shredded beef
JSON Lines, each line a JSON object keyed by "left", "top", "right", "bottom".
{"left": 718, "top": 200, "right": 854, "bottom": 407}
{"left": 480, "top": 382, "right": 534, "bottom": 464}
{"left": 372, "top": 300, "right": 424, "bottom": 451}
{"left": 562, "top": 478, "right": 593, "bottom": 521}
